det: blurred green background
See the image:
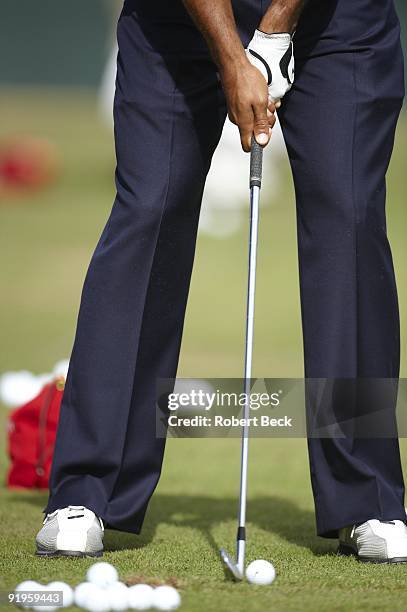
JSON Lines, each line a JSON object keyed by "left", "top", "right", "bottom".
{"left": 0, "top": 3, "right": 407, "bottom": 612}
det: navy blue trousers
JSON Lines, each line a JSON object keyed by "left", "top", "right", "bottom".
{"left": 46, "top": 0, "right": 406, "bottom": 537}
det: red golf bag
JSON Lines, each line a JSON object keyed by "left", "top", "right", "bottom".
{"left": 6, "top": 379, "right": 64, "bottom": 489}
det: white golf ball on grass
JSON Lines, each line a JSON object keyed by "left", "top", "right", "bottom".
{"left": 105, "top": 581, "right": 129, "bottom": 611}
{"left": 15, "top": 580, "right": 41, "bottom": 592}
{"left": 14, "top": 581, "right": 42, "bottom": 609}
{"left": 74, "top": 582, "right": 101, "bottom": 608}
{"left": 86, "top": 562, "right": 119, "bottom": 588}
{"left": 245, "top": 560, "right": 276, "bottom": 585}
{"left": 127, "top": 584, "right": 155, "bottom": 610}
{"left": 47, "top": 582, "right": 74, "bottom": 608}
{"left": 30, "top": 584, "right": 57, "bottom": 612}
{"left": 82, "top": 586, "right": 111, "bottom": 612}
{"left": 152, "top": 585, "right": 181, "bottom": 610}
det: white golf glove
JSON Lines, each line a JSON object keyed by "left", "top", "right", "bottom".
{"left": 246, "top": 30, "right": 294, "bottom": 103}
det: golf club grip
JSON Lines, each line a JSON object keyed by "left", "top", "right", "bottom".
{"left": 250, "top": 138, "right": 263, "bottom": 188}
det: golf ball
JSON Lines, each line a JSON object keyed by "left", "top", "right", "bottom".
{"left": 47, "top": 582, "right": 74, "bottom": 608}
{"left": 15, "top": 580, "right": 40, "bottom": 591}
{"left": 127, "top": 584, "right": 154, "bottom": 610}
{"left": 31, "top": 585, "right": 57, "bottom": 612}
{"left": 14, "top": 582, "right": 42, "bottom": 609}
{"left": 82, "top": 586, "right": 110, "bottom": 612}
{"left": 74, "top": 582, "right": 100, "bottom": 608}
{"left": 106, "top": 581, "right": 129, "bottom": 611}
{"left": 152, "top": 585, "right": 181, "bottom": 610}
{"left": 86, "top": 562, "right": 119, "bottom": 588}
{"left": 245, "top": 560, "right": 276, "bottom": 585}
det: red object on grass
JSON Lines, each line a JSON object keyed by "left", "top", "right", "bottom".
{"left": 7, "top": 379, "right": 64, "bottom": 489}
{"left": 0, "top": 137, "right": 59, "bottom": 195}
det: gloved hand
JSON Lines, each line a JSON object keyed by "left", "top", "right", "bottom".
{"left": 246, "top": 30, "right": 294, "bottom": 104}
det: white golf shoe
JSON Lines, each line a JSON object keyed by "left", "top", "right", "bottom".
{"left": 36, "top": 506, "right": 104, "bottom": 557}
{"left": 338, "top": 519, "right": 407, "bottom": 563}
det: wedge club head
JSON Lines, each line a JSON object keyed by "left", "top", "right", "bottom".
{"left": 220, "top": 548, "right": 244, "bottom": 581}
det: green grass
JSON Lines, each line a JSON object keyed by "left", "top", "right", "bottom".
{"left": 0, "top": 88, "right": 407, "bottom": 611}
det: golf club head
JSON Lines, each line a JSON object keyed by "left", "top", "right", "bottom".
{"left": 220, "top": 548, "right": 244, "bottom": 581}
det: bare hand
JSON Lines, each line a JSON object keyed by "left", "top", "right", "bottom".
{"left": 220, "top": 59, "right": 276, "bottom": 152}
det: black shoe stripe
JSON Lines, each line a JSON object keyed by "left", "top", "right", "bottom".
{"left": 67, "top": 514, "right": 85, "bottom": 519}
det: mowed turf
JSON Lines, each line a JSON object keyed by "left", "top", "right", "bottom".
{"left": 1, "top": 89, "right": 407, "bottom": 611}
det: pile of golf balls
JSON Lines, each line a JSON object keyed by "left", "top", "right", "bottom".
{"left": 14, "top": 580, "right": 74, "bottom": 611}
{"left": 14, "top": 563, "right": 181, "bottom": 611}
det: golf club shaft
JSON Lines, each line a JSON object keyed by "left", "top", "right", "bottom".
{"left": 236, "top": 139, "right": 263, "bottom": 575}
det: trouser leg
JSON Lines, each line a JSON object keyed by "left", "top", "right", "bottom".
{"left": 279, "top": 6, "right": 406, "bottom": 536}
{"left": 46, "top": 5, "right": 226, "bottom": 532}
